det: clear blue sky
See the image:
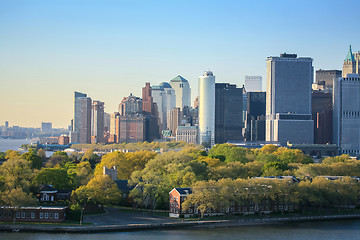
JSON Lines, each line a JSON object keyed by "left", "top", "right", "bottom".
{"left": 0, "top": 0, "right": 359, "bottom": 128}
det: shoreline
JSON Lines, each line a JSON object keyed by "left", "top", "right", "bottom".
{"left": 1, "top": 214, "right": 360, "bottom": 233}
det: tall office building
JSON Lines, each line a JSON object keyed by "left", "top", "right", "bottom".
{"left": 266, "top": 53, "right": 314, "bottom": 146}
{"left": 343, "top": 45, "right": 357, "bottom": 78}
{"left": 215, "top": 83, "right": 243, "bottom": 144}
{"left": 355, "top": 51, "right": 360, "bottom": 74}
{"left": 170, "top": 75, "right": 191, "bottom": 108}
{"left": 198, "top": 71, "right": 215, "bottom": 147}
{"left": 119, "top": 93, "right": 142, "bottom": 116}
{"left": 167, "top": 107, "right": 181, "bottom": 136}
{"left": 333, "top": 74, "right": 360, "bottom": 156}
{"left": 246, "top": 92, "right": 266, "bottom": 141}
{"left": 312, "top": 91, "right": 332, "bottom": 144}
{"left": 152, "top": 82, "right": 176, "bottom": 130}
{"left": 142, "top": 83, "right": 153, "bottom": 114}
{"left": 71, "top": 91, "right": 92, "bottom": 143}
{"left": 244, "top": 76, "right": 262, "bottom": 92}
{"left": 91, "top": 100, "right": 105, "bottom": 144}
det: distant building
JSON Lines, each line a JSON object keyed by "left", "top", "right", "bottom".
{"left": 312, "top": 91, "right": 332, "bottom": 144}
{"left": 343, "top": 45, "right": 357, "bottom": 77}
{"left": 71, "top": 91, "right": 91, "bottom": 144}
{"left": 91, "top": 100, "right": 105, "bottom": 144}
{"left": 109, "top": 112, "right": 120, "bottom": 143}
{"left": 244, "top": 76, "right": 262, "bottom": 92}
{"left": 215, "top": 83, "right": 243, "bottom": 144}
{"left": 193, "top": 96, "right": 199, "bottom": 109}
{"left": 41, "top": 122, "right": 52, "bottom": 132}
{"left": 170, "top": 75, "right": 191, "bottom": 108}
{"left": 198, "top": 71, "right": 215, "bottom": 147}
{"left": 4, "top": 121, "right": 9, "bottom": 128}
{"left": 315, "top": 70, "right": 342, "bottom": 92}
{"left": 168, "top": 108, "right": 181, "bottom": 136}
{"left": 0, "top": 206, "right": 67, "bottom": 223}
{"left": 246, "top": 92, "right": 266, "bottom": 141}
{"left": 58, "top": 135, "right": 69, "bottom": 145}
{"left": 104, "top": 112, "right": 111, "bottom": 132}
{"left": 333, "top": 74, "right": 360, "bottom": 156}
{"left": 151, "top": 82, "right": 176, "bottom": 131}
{"left": 118, "top": 93, "right": 142, "bottom": 116}
{"left": 119, "top": 115, "right": 146, "bottom": 143}
{"left": 176, "top": 125, "right": 198, "bottom": 144}
{"left": 266, "top": 53, "right": 314, "bottom": 146}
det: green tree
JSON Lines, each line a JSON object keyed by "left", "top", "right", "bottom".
{"left": 34, "top": 168, "right": 74, "bottom": 189}
{"left": 0, "top": 157, "right": 33, "bottom": 191}
{"left": 21, "top": 152, "right": 43, "bottom": 169}
{"left": 209, "top": 144, "right": 249, "bottom": 163}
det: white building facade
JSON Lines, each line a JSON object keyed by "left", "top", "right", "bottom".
{"left": 170, "top": 75, "right": 191, "bottom": 109}
{"left": 245, "top": 76, "right": 262, "bottom": 92}
{"left": 198, "top": 71, "right": 215, "bottom": 147}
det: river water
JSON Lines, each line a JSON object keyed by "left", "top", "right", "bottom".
{"left": 0, "top": 138, "right": 54, "bottom": 157}
{"left": 0, "top": 219, "right": 360, "bottom": 240}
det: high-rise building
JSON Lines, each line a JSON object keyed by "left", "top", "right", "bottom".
{"left": 333, "top": 74, "right": 360, "bottom": 156}
{"left": 215, "top": 83, "right": 243, "bottom": 144}
{"left": 41, "top": 122, "right": 52, "bottom": 132}
{"left": 142, "top": 82, "right": 153, "bottom": 114}
{"left": 104, "top": 112, "right": 110, "bottom": 132}
{"left": 4, "top": 121, "right": 9, "bottom": 129}
{"left": 198, "top": 71, "right": 215, "bottom": 147}
{"left": 354, "top": 51, "right": 360, "bottom": 75}
{"left": 118, "top": 93, "right": 142, "bottom": 116}
{"left": 266, "top": 53, "right": 314, "bottom": 146}
{"left": 342, "top": 45, "right": 357, "bottom": 78}
{"left": 245, "top": 92, "right": 266, "bottom": 141}
{"left": 312, "top": 91, "right": 332, "bottom": 144}
{"left": 167, "top": 107, "right": 181, "bottom": 136}
{"left": 91, "top": 100, "right": 105, "bottom": 144}
{"left": 170, "top": 75, "right": 191, "bottom": 108}
{"left": 245, "top": 76, "right": 262, "bottom": 92}
{"left": 109, "top": 112, "right": 120, "bottom": 143}
{"left": 71, "top": 91, "right": 92, "bottom": 143}
{"left": 315, "top": 70, "right": 342, "bottom": 92}
{"left": 151, "top": 82, "right": 176, "bottom": 130}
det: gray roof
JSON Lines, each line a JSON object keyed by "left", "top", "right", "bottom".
{"left": 175, "top": 187, "right": 192, "bottom": 195}
{"left": 170, "top": 75, "right": 188, "bottom": 83}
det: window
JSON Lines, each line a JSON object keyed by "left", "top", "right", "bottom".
{"left": 45, "top": 212, "right": 49, "bottom": 219}
{"left": 50, "top": 213, "right": 53, "bottom": 219}
{"left": 31, "top": 212, "right": 35, "bottom": 219}
{"left": 40, "top": 212, "right": 44, "bottom": 219}
{"left": 21, "top": 212, "right": 25, "bottom": 218}
{"left": 16, "top": 212, "right": 20, "bottom": 218}
{"left": 54, "top": 213, "right": 59, "bottom": 219}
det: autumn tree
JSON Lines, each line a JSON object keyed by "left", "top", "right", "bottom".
{"left": 72, "top": 175, "right": 122, "bottom": 206}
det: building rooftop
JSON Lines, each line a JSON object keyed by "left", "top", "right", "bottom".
{"left": 344, "top": 45, "right": 356, "bottom": 62}
{"left": 152, "top": 85, "right": 164, "bottom": 91}
{"left": 170, "top": 75, "right": 188, "bottom": 83}
{"left": 159, "top": 82, "right": 172, "bottom": 88}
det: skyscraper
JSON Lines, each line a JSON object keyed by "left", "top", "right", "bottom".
{"left": 91, "top": 100, "right": 105, "bottom": 144}
{"left": 71, "top": 91, "right": 92, "bottom": 143}
{"left": 246, "top": 91, "right": 266, "bottom": 141}
{"left": 170, "top": 75, "right": 191, "bottom": 108}
{"left": 215, "top": 83, "right": 243, "bottom": 144}
{"left": 142, "top": 82, "right": 153, "bottom": 114}
{"left": 151, "top": 82, "right": 176, "bottom": 130}
{"left": 244, "top": 76, "right": 262, "bottom": 92}
{"left": 333, "top": 74, "right": 360, "bottom": 156}
{"left": 266, "top": 53, "right": 314, "bottom": 146}
{"left": 198, "top": 71, "right": 215, "bottom": 147}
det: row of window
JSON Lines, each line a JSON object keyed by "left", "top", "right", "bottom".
{"left": 0, "top": 211, "right": 59, "bottom": 220}
{"left": 343, "top": 111, "right": 360, "bottom": 117}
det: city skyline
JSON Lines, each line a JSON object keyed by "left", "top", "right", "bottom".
{"left": 1, "top": 0, "right": 360, "bottom": 128}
